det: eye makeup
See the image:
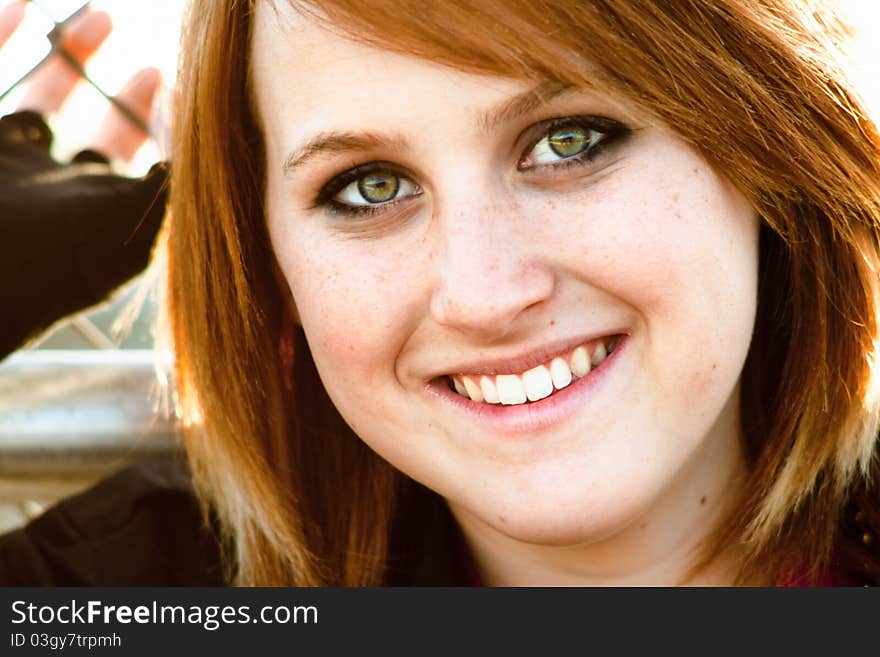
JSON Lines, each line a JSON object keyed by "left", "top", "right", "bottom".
{"left": 516, "top": 115, "right": 631, "bottom": 173}
{"left": 313, "top": 161, "right": 421, "bottom": 219}
{"left": 309, "top": 113, "right": 633, "bottom": 223}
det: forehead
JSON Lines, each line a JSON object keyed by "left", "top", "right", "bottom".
{"left": 250, "top": 4, "right": 538, "bottom": 138}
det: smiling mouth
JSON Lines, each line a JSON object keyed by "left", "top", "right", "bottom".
{"left": 444, "top": 335, "right": 621, "bottom": 407}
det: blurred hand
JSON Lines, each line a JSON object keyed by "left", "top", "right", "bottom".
{"left": 0, "top": 0, "right": 161, "bottom": 162}
{"left": 0, "top": 0, "right": 23, "bottom": 45}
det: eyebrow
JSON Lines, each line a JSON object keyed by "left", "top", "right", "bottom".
{"left": 282, "top": 131, "right": 408, "bottom": 176}
{"left": 475, "top": 80, "right": 573, "bottom": 134}
{"left": 281, "top": 80, "right": 575, "bottom": 176}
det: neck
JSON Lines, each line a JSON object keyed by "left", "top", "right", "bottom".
{"left": 449, "top": 395, "right": 750, "bottom": 586}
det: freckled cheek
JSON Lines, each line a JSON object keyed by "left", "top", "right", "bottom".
{"left": 687, "top": 358, "right": 726, "bottom": 398}
{"left": 280, "top": 242, "right": 422, "bottom": 382}
{"left": 580, "top": 170, "right": 752, "bottom": 315}
{"left": 552, "top": 183, "right": 698, "bottom": 311}
{"left": 559, "top": 173, "right": 755, "bottom": 401}
{"left": 264, "top": 207, "right": 381, "bottom": 383}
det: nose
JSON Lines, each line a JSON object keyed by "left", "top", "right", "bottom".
{"left": 428, "top": 197, "right": 556, "bottom": 341}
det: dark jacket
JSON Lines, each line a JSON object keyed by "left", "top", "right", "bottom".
{"left": 0, "top": 110, "right": 167, "bottom": 356}
{"left": 0, "top": 461, "right": 224, "bottom": 585}
{"left": 0, "top": 460, "right": 481, "bottom": 586}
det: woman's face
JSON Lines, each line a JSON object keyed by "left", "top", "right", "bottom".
{"left": 252, "top": 7, "right": 760, "bottom": 556}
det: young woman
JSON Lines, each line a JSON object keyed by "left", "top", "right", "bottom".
{"left": 162, "top": 0, "right": 880, "bottom": 587}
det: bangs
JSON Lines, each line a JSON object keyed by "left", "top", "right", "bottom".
{"left": 281, "top": 0, "right": 865, "bottom": 203}
{"left": 289, "top": 0, "right": 610, "bottom": 86}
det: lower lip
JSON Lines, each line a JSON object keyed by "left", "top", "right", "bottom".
{"left": 425, "top": 336, "right": 628, "bottom": 436}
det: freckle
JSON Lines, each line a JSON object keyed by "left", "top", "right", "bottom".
{"left": 672, "top": 192, "right": 679, "bottom": 203}
{"left": 639, "top": 522, "right": 647, "bottom": 530}
{"left": 549, "top": 320, "right": 555, "bottom": 327}
{"left": 498, "top": 515, "right": 507, "bottom": 524}
{"left": 700, "top": 496, "right": 707, "bottom": 505}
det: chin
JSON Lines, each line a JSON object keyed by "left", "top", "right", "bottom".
{"left": 459, "top": 479, "right": 651, "bottom": 547}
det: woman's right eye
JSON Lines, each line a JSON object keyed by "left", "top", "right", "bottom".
{"left": 319, "top": 164, "right": 421, "bottom": 215}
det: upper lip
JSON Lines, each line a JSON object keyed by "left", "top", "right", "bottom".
{"left": 431, "top": 330, "right": 626, "bottom": 379}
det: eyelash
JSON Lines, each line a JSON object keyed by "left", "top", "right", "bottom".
{"left": 315, "top": 162, "right": 414, "bottom": 219}
{"left": 519, "top": 116, "right": 629, "bottom": 173}
{"left": 313, "top": 115, "right": 631, "bottom": 219}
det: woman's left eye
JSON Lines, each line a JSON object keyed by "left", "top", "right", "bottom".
{"left": 331, "top": 167, "right": 419, "bottom": 209}
{"left": 519, "top": 117, "right": 628, "bottom": 170}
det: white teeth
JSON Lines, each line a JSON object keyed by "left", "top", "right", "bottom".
{"left": 480, "top": 375, "right": 500, "bottom": 404}
{"left": 496, "top": 374, "right": 527, "bottom": 405}
{"left": 448, "top": 336, "right": 619, "bottom": 404}
{"left": 591, "top": 341, "right": 607, "bottom": 366}
{"left": 570, "top": 346, "right": 591, "bottom": 378}
{"left": 549, "top": 357, "right": 572, "bottom": 390}
{"left": 522, "top": 365, "right": 553, "bottom": 402}
{"left": 462, "top": 376, "right": 484, "bottom": 402}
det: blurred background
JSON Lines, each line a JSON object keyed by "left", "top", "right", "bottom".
{"left": 0, "top": 0, "right": 186, "bottom": 532}
{"left": 0, "top": 0, "right": 186, "bottom": 349}
{"left": 1, "top": 0, "right": 879, "bottom": 534}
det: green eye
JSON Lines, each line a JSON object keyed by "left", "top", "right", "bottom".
{"left": 358, "top": 171, "right": 400, "bottom": 203}
{"left": 524, "top": 119, "right": 611, "bottom": 168}
{"left": 330, "top": 166, "right": 419, "bottom": 209}
{"left": 547, "top": 125, "right": 590, "bottom": 158}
